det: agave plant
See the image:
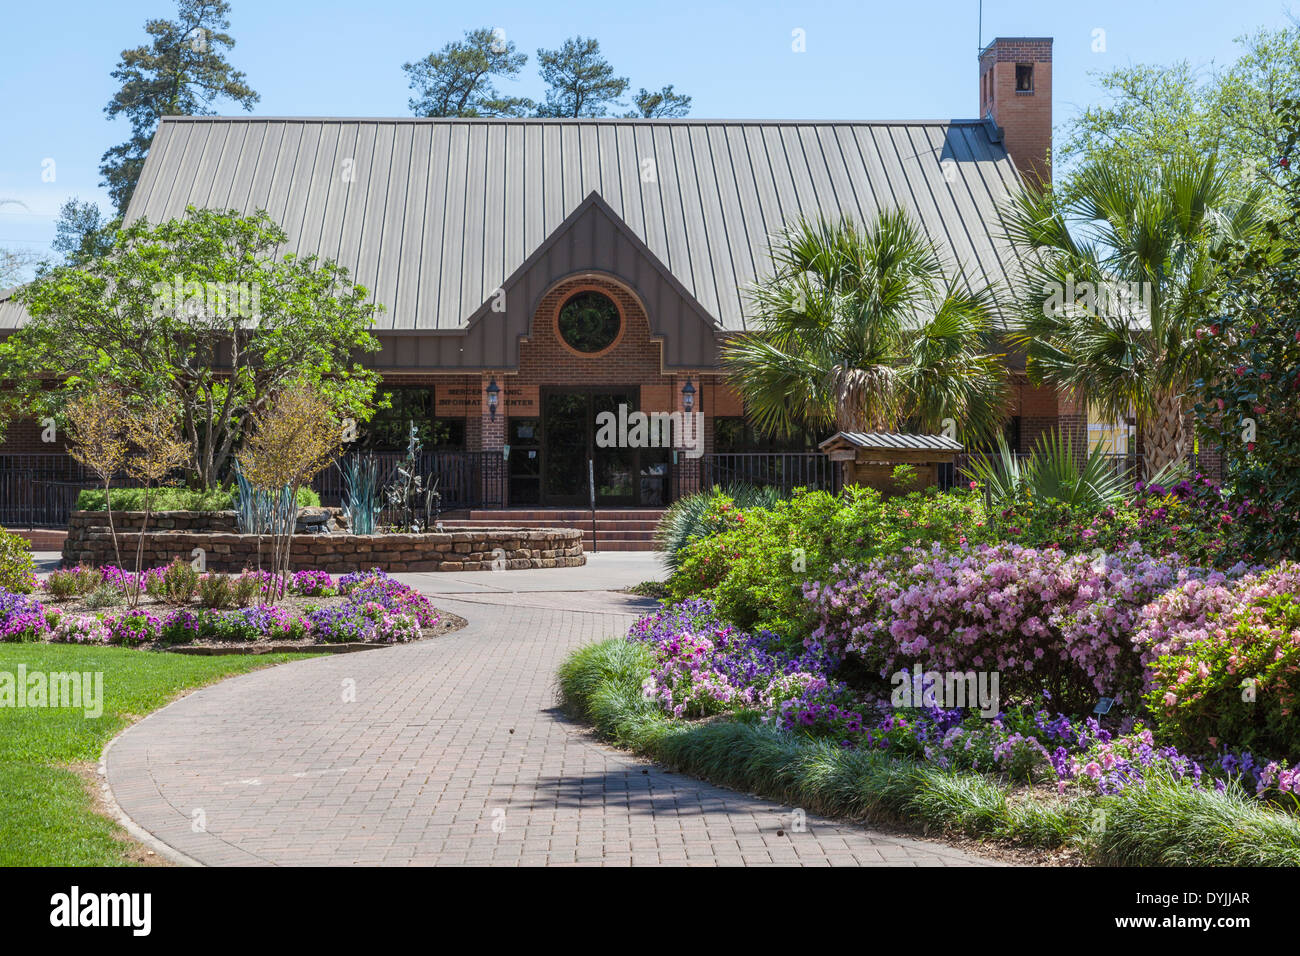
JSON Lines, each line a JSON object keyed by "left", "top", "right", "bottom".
{"left": 655, "top": 483, "right": 785, "bottom": 571}
{"left": 339, "top": 453, "right": 381, "bottom": 534}
{"left": 232, "top": 459, "right": 296, "bottom": 537}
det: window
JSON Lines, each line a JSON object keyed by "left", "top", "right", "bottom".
{"left": 1015, "top": 63, "right": 1034, "bottom": 92}
{"left": 557, "top": 291, "right": 621, "bottom": 354}
{"left": 364, "top": 386, "right": 465, "bottom": 451}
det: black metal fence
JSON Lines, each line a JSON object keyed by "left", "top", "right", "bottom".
{"left": 0, "top": 454, "right": 103, "bottom": 528}
{"left": 669, "top": 452, "right": 840, "bottom": 498}
{"left": 315, "top": 450, "right": 507, "bottom": 516}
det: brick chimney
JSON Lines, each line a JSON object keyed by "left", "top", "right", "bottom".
{"left": 979, "top": 37, "right": 1052, "bottom": 185}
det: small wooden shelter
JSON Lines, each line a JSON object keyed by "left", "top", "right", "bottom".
{"left": 818, "top": 432, "right": 963, "bottom": 494}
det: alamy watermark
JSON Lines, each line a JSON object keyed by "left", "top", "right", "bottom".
{"left": 1042, "top": 274, "right": 1152, "bottom": 321}
{"left": 0, "top": 665, "right": 103, "bottom": 718}
{"left": 595, "top": 403, "right": 704, "bottom": 459}
{"left": 890, "top": 664, "right": 1000, "bottom": 717}
{"left": 150, "top": 274, "right": 262, "bottom": 322}
{"left": 50, "top": 886, "right": 150, "bottom": 936}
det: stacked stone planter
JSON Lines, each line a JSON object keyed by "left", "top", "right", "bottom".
{"left": 61, "top": 511, "right": 585, "bottom": 572}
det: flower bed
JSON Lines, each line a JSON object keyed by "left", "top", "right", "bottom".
{"left": 631, "top": 485, "right": 1300, "bottom": 862}
{"left": 9, "top": 566, "right": 461, "bottom": 651}
{"left": 804, "top": 543, "right": 1251, "bottom": 711}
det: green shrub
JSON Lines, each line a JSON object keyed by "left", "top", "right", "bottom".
{"left": 0, "top": 528, "right": 36, "bottom": 593}
{"left": 666, "top": 486, "right": 992, "bottom": 642}
{"left": 231, "top": 572, "right": 261, "bottom": 608}
{"left": 82, "top": 585, "right": 123, "bottom": 610}
{"left": 199, "top": 573, "right": 234, "bottom": 609}
{"left": 655, "top": 484, "right": 785, "bottom": 571}
{"left": 159, "top": 558, "right": 200, "bottom": 605}
{"left": 1147, "top": 588, "right": 1300, "bottom": 761}
{"left": 75, "top": 486, "right": 320, "bottom": 512}
{"left": 44, "top": 569, "right": 81, "bottom": 600}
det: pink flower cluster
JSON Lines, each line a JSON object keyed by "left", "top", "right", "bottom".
{"left": 805, "top": 543, "right": 1213, "bottom": 706}
{"left": 1132, "top": 562, "right": 1300, "bottom": 682}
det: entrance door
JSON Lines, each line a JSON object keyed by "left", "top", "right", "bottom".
{"left": 540, "top": 388, "right": 639, "bottom": 506}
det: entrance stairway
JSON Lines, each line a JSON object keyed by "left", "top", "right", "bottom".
{"left": 438, "top": 508, "right": 664, "bottom": 552}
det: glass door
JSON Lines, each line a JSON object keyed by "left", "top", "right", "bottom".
{"left": 542, "top": 392, "right": 589, "bottom": 505}
{"left": 541, "top": 388, "right": 641, "bottom": 506}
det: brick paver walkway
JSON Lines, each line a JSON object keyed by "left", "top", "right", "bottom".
{"left": 104, "top": 589, "right": 999, "bottom": 866}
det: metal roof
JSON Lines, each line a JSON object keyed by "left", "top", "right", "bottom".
{"left": 0, "top": 116, "right": 1027, "bottom": 333}
{"left": 820, "top": 431, "right": 965, "bottom": 452}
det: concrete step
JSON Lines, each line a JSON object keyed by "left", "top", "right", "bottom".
{"left": 465, "top": 509, "right": 666, "bottom": 521}
{"left": 439, "top": 516, "right": 662, "bottom": 551}
{"left": 442, "top": 518, "right": 659, "bottom": 533}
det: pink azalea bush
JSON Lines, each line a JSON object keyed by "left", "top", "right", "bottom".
{"left": 1137, "top": 562, "right": 1300, "bottom": 760}
{"left": 804, "top": 543, "right": 1237, "bottom": 710}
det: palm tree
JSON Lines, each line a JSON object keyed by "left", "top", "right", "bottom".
{"left": 1002, "top": 155, "right": 1266, "bottom": 476}
{"left": 722, "top": 212, "right": 1008, "bottom": 445}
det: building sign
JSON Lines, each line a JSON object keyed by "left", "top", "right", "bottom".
{"left": 433, "top": 382, "right": 539, "bottom": 417}
{"left": 502, "top": 384, "right": 539, "bottom": 416}
{"left": 435, "top": 385, "right": 482, "bottom": 415}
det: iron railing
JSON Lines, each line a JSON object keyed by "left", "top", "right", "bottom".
{"left": 680, "top": 452, "right": 841, "bottom": 497}
{"left": 316, "top": 450, "right": 507, "bottom": 517}
{"left": 0, "top": 454, "right": 104, "bottom": 528}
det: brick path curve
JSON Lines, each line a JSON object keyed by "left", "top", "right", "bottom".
{"left": 104, "top": 589, "right": 999, "bottom": 866}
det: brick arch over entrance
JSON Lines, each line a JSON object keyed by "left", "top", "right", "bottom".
{"left": 520, "top": 273, "right": 669, "bottom": 389}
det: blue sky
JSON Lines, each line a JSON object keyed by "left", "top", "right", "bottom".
{"left": 0, "top": 0, "right": 1294, "bottom": 257}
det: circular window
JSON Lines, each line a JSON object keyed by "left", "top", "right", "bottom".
{"left": 557, "top": 291, "right": 621, "bottom": 354}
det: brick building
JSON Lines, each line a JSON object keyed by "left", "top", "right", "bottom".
{"left": 0, "top": 36, "right": 1089, "bottom": 516}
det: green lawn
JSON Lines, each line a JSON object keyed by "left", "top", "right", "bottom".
{"left": 0, "top": 644, "right": 316, "bottom": 866}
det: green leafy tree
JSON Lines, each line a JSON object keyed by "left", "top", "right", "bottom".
{"left": 7, "top": 207, "right": 382, "bottom": 489}
{"left": 52, "top": 198, "right": 117, "bottom": 265}
{"left": 1003, "top": 156, "right": 1267, "bottom": 477}
{"left": 101, "top": 0, "right": 259, "bottom": 213}
{"left": 626, "top": 85, "right": 692, "bottom": 118}
{"left": 535, "top": 36, "right": 628, "bottom": 117}
{"left": 1192, "top": 99, "right": 1300, "bottom": 558}
{"left": 722, "top": 213, "right": 1008, "bottom": 444}
{"left": 403, "top": 27, "right": 534, "bottom": 117}
{"left": 1060, "top": 25, "right": 1300, "bottom": 201}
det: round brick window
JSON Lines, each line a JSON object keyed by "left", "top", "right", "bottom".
{"left": 557, "top": 290, "right": 622, "bottom": 354}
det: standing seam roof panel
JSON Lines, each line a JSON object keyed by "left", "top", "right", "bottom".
{"left": 6, "top": 118, "right": 1025, "bottom": 336}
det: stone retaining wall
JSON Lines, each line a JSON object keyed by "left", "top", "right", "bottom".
{"left": 62, "top": 512, "right": 585, "bottom": 572}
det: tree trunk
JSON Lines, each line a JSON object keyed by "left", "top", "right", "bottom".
{"left": 1140, "top": 392, "right": 1188, "bottom": 479}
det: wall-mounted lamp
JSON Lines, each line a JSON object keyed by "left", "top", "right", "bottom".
{"left": 486, "top": 377, "right": 500, "bottom": 420}
{"left": 681, "top": 378, "right": 696, "bottom": 413}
